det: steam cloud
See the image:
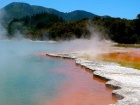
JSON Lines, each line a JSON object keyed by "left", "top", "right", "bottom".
{"left": 0, "top": 9, "right": 7, "bottom": 39}
{"left": 0, "top": 9, "right": 26, "bottom": 40}
{"left": 58, "top": 22, "right": 114, "bottom": 57}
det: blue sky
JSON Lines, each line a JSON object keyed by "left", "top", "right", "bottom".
{"left": 1, "top": 0, "right": 140, "bottom": 19}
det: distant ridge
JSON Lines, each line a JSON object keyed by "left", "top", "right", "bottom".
{"left": 2, "top": 2, "right": 99, "bottom": 21}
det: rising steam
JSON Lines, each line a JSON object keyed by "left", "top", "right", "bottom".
{"left": 58, "top": 22, "right": 115, "bottom": 58}
{"left": 0, "top": 8, "right": 115, "bottom": 59}
{"left": 0, "top": 9, "right": 7, "bottom": 39}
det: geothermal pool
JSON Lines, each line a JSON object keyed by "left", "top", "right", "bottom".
{"left": 0, "top": 40, "right": 117, "bottom": 105}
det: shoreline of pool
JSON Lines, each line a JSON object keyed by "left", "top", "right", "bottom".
{"left": 46, "top": 52, "right": 140, "bottom": 105}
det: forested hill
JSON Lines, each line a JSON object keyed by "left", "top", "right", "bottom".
{"left": 2, "top": 2, "right": 140, "bottom": 44}
{"left": 2, "top": 2, "right": 98, "bottom": 21}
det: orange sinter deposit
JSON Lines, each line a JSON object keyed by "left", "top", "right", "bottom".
{"left": 98, "top": 49, "right": 140, "bottom": 69}
{"left": 38, "top": 53, "right": 117, "bottom": 105}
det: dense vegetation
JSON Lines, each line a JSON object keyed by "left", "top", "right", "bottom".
{"left": 2, "top": 2, "right": 140, "bottom": 43}
{"left": 8, "top": 12, "right": 64, "bottom": 40}
{"left": 7, "top": 11, "right": 140, "bottom": 44}
{"left": 48, "top": 19, "right": 90, "bottom": 40}
{"left": 92, "top": 16, "right": 140, "bottom": 44}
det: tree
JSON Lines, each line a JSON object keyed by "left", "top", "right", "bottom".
{"left": 136, "top": 14, "right": 140, "bottom": 19}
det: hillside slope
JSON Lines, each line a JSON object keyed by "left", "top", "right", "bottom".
{"left": 2, "top": 2, "right": 98, "bottom": 22}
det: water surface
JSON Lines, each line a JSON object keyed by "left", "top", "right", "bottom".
{"left": 0, "top": 40, "right": 116, "bottom": 105}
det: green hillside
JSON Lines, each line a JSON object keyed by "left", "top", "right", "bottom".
{"left": 2, "top": 2, "right": 97, "bottom": 22}
{"left": 3, "top": 2, "right": 140, "bottom": 44}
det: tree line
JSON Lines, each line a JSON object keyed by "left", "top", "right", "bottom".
{"left": 7, "top": 12, "right": 140, "bottom": 44}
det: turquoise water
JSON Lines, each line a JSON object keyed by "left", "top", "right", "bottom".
{"left": 0, "top": 40, "right": 67, "bottom": 105}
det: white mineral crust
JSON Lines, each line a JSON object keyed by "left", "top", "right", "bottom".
{"left": 47, "top": 52, "right": 140, "bottom": 105}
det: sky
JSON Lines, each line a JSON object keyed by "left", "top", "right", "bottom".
{"left": 0, "top": 0, "right": 140, "bottom": 19}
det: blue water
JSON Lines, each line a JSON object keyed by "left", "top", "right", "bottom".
{"left": 0, "top": 40, "right": 68, "bottom": 105}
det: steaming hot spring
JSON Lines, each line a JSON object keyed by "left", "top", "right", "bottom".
{"left": 1, "top": 39, "right": 140, "bottom": 105}
{"left": 47, "top": 41, "right": 140, "bottom": 105}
